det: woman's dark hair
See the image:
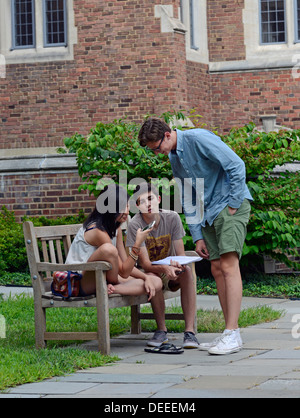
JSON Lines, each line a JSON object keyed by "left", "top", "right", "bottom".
{"left": 83, "top": 184, "right": 129, "bottom": 238}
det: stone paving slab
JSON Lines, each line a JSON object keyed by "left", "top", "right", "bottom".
{"left": 56, "top": 372, "right": 184, "bottom": 384}
{"left": 150, "top": 387, "right": 300, "bottom": 399}
{"left": 77, "top": 363, "right": 185, "bottom": 375}
{"left": 8, "top": 381, "right": 98, "bottom": 395}
{"left": 76, "top": 382, "right": 175, "bottom": 397}
{"left": 256, "top": 349, "right": 300, "bottom": 359}
{"left": 253, "top": 379, "right": 300, "bottom": 391}
{"left": 171, "top": 375, "right": 268, "bottom": 390}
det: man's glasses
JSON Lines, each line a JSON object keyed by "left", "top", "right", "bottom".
{"left": 148, "top": 135, "right": 165, "bottom": 152}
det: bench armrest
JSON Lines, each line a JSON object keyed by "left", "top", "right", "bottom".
{"left": 184, "top": 250, "right": 199, "bottom": 257}
{"left": 36, "top": 261, "right": 112, "bottom": 272}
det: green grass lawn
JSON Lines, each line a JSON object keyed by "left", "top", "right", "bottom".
{"left": 0, "top": 292, "right": 283, "bottom": 391}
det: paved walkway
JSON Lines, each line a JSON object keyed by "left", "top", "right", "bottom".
{"left": 1, "top": 288, "right": 300, "bottom": 398}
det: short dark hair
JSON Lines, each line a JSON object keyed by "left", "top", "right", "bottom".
{"left": 133, "top": 182, "right": 159, "bottom": 205}
{"left": 138, "top": 118, "right": 171, "bottom": 147}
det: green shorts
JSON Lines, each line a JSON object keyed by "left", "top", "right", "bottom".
{"left": 202, "top": 199, "right": 251, "bottom": 261}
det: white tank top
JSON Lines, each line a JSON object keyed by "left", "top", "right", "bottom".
{"left": 65, "top": 226, "right": 117, "bottom": 270}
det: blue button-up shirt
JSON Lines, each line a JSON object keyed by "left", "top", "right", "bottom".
{"left": 169, "top": 129, "right": 253, "bottom": 242}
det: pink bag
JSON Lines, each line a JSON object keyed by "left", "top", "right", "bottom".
{"left": 51, "top": 271, "right": 82, "bottom": 299}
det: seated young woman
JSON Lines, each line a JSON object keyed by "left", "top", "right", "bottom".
{"left": 65, "top": 183, "right": 162, "bottom": 300}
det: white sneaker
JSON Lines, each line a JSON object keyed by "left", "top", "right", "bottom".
{"left": 208, "top": 329, "right": 243, "bottom": 355}
{"left": 198, "top": 335, "right": 223, "bottom": 351}
{"left": 199, "top": 329, "right": 242, "bottom": 351}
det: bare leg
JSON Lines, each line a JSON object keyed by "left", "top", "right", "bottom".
{"left": 211, "top": 252, "right": 242, "bottom": 330}
{"left": 211, "top": 258, "right": 228, "bottom": 323}
{"left": 150, "top": 290, "right": 167, "bottom": 332}
{"left": 176, "top": 266, "right": 197, "bottom": 333}
{"left": 220, "top": 252, "right": 242, "bottom": 330}
{"left": 149, "top": 266, "right": 196, "bottom": 334}
{"left": 81, "top": 243, "right": 119, "bottom": 295}
{"left": 111, "top": 275, "right": 162, "bottom": 298}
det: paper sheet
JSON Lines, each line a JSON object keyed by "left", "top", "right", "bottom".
{"left": 151, "top": 256, "right": 202, "bottom": 265}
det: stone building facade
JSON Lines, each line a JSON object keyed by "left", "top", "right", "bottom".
{"left": 0, "top": 0, "right": 299, "bottom": 221}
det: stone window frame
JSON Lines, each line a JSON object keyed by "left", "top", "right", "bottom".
{"left": 43, "top": 0, "right": 68, "bottom": 48}
{"left": 295, "top": 0, "right": 300, "bottom": 42}
{"left": 0, "top": 0, "right": 77, "bottom": 64}
{"left": 211, "top": 0, "right": 300, "bottom": 73}
{"left": 11, "top": 0, "right": 36, "bottom": 50}
{"left": 179, "top": 0, "right": 209, "bottom": 64}
{"left": 259, "top": 0, "right": 287, "bottom": 45}
{"left": 243, "top": 0, "right": 300, "bottom": 61}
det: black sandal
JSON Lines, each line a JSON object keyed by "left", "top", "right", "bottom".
{"left": 144, "top": 343, "right": 184, "bottom": 354}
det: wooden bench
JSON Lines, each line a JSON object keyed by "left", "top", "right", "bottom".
{"left": 23, "top": 221, "right": 198, "bottom": 355}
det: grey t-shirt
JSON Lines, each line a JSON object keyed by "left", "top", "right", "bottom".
{"left": 126, "top": 210, "right": 185, "bottom": 262}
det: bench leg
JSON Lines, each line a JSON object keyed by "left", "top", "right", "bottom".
{"left": 131, "top": 305, "right": 141, "bottom": 334}
{"left": 95, "top": 270, "right": 110, "bottom": 355}
{"left": 34, "top": 302, "right": 47, "bottom": 349}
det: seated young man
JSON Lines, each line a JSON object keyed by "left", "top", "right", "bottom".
{"left": 126, "top": 182, "right": 199, "bottom": 349}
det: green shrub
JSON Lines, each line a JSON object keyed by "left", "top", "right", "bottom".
{"left": 222, "top": 123, "right": 300, "bottom": 269}
{"left": 0, "top": 207, "right": 86, "bottom": 277}
{"left": 60, "top": 118, "right": 172, "bottom": 196}
{"left": 0, "top": 207, "right": 28, "bottom": 274}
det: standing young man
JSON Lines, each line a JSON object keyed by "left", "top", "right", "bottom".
{"left": 138, "top": 118, "right": 253, "bottom": 355}
{"left": 126, "top": 182, "right": 199, "bottom": 349}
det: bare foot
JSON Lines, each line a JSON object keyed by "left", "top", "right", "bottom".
{"left": 107, "top": 284, "right": 115, "bottom": 295}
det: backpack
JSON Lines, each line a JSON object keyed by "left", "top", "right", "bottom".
{"left": 51, "top": 271, "right": 83, "bottom": 299}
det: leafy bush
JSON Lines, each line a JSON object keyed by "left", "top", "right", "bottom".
{"left": 60, "top": 118, "right": 172, "bottom": 196}
{"left": 0, "top": 207, "right": 28, "bottom": 274}
{"left": 0, "top": 272, "right": 31, "bottom": 287}
{"left": 222, "top": 123, "right": 300, "bottom": 269}
{"left": 0, "top": 207, "right": 86, "bottom": 276}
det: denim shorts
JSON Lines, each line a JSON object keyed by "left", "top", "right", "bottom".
{"left": 202, "top": 199, "right": 251, "bottom": 261}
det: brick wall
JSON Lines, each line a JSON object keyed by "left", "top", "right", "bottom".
{"left": 0, "top": 0, "right": 185, "bottom": 150}
{"left": 207, "top": 0, "right": 246, "bottom": 62}
{"left": 186, "top": 61, "right": 211, "bottom": 128}
{"left": 186, "top": 63, "right": 300, "bottom": 133}
{"left": 0, "top": 0, "right": 299, "bottom": 225}
{"left": 1, "top": 0, "right": 299, "bottom": 149}
{"left": 0, "top": 170, "right": 95, "bottom": 222}
{"left": 209, "top": 68, "right": 300, "bottom": 132}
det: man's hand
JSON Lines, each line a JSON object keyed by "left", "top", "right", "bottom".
{"left": 161, "top": 262, "right": 182, "bottom": 280}
{"left": 195, "top": 239, "right": 210, "bottom": 259}
{"left": 228, "top": 206, "right": 237, "bottom": 215}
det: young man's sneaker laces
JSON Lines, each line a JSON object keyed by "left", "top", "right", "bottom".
{"left": 208, "top": 329, "right": 243, "bottom": 355}
{"left": 199, "top": 329, "right": 242, "bottom": 351}
{"left": 198, "top": 335, "right": 223, "bottom": 351}
{"left": 147, "top": 330, "right": 168, "bottom": 347}
{"left": 183, "top": 331, "right": 200, "bottom": 349}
